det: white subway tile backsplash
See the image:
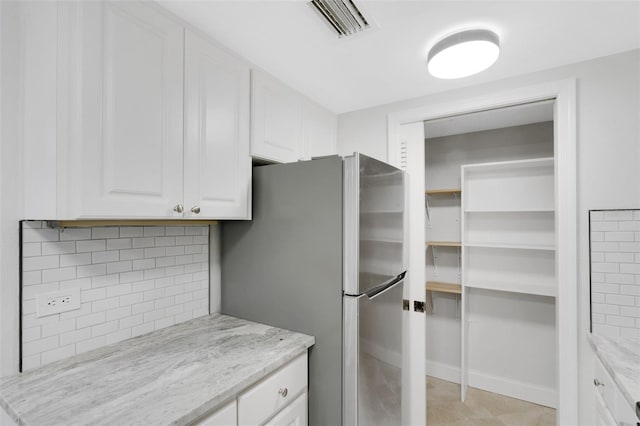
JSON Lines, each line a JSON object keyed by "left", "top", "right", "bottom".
{"left": 106, "top": 238, "right": 132, "bottom": 250}
{"left": 120, "top": 227, "right": 143, "bottom": 238}
{"left": 106, "top": 261, "right": 132, "bottom": 275}
{"left": 41, "top": 241, "right": 76, "bottom": 255}
{"left": 23, "top": 255, "right": 59, "bottom": 272}
{"left": 76, "top": 336, "right": 106, "bottom": 354}
{"left": 131, "top": 322, "right": 154, "bottom": 338}
{"left": 76, "top": 312, "right": 106, "bottom": 328}
{"left": 41, "top": 345, "right": 75, "bottom": 365}
{"left": 92, "top": 227, "right": 119, "bottom": 240}
{"left": 42, "top": 319, "right": 77, "bottom": 338}
{"left": 60, "top": 328, "right": 91, "bottom": 346}
{"left": 132, "top": 237, "right": 155, "bottom": 248}
{"left": 60, "top": 253, "right": 92, "bottom": 267}
{"left": 591, "top": 212, "right": 640, "bottom": 338}
{"left": 21, "top": 222, "right": 209, "bottom": 370}
{"left": 76, "top": 240, "right": 106, "bottom": 253}
{"left": 23, "top": 243, "right": 42, "bottom": 257}
{"left": 143, "top": 227, "right": 165, "bottom": 237}
{"left": 59, "top": 228, "right": 91, "bottom": 241}
{"left": 77, "top": 264, "right": 107, "bottom": 278}
{"left": 22, "top": 271, "right": 41, "bottom": 286}
{"left": 42, "top": 267, "right": 76, "bottom": 283}
{"left": 105, "top": 329, "right": 131, "bottom": 345}
{"left": 92, "top": 250, "right": 119, "bottom": 264}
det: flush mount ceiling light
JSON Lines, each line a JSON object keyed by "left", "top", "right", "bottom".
{"left": 427, "top": 29, "right": 500, "bottom": 79}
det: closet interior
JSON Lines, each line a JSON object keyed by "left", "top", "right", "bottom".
{"left": 423, "top": 100, "right": 558, "bottom": 422}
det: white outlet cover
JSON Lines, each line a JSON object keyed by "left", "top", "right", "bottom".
{"left": 35, "top": 288, "right": 81, "bottom": 318}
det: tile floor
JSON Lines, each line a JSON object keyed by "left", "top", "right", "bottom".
{"left": 427, "top": 376, "right": 556, "bottom": 426}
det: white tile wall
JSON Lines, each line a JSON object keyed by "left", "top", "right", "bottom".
{"left": 21, "top": 221, "right": 209, "bottom": 370}
{"left": 590, "top": 210, "right": 640, "bottom": 340}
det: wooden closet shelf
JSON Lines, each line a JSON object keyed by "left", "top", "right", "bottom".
{"left": 426, "top": 281, "right": 462, "bottom": 294}
{"left": 426, "top": 241, "right": 461, "bottom": 247}
{"left": 425, "top": 188, "right": 461, "bottom": 195}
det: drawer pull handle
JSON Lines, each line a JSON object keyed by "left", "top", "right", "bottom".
{"left": 278, "top": 388, "right": 288, "bottom": 398}
{"left": 594, "top": 378, "right": 604, "bottom": 387}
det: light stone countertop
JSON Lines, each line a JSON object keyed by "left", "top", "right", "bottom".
{"left": 0, "top": 314, "right": 315, "bottom": 426}
{"left": 588, "top": 333, "right": 640, "bottom": 418}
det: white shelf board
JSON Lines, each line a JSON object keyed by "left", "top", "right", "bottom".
{"left": 360, "top": 238, "right": 403, "bottom": 244}
{"left": 464, "top": 280, "right": 556, "bottom": 297}
{"left": 464, "top": 242, "right": 555, "bottom": 251}
{"left": 360, "top": 209, "right": 403, "bottom": 214}
{"left": 461, "top": 156, "right": 554, "bottom": 171}
{"left": 464, "top": 208, "right": 555, "bottom": 213}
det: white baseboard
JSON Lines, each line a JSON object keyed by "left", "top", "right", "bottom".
{"left": 360, "top": 339, "right": 402, "bottom": 369}
{"left": 425, "top": 360, "right": 461, "bottom": 384}
{"left": 469, "top": 370, "right": 557, "bottom": 408}
{"left": 424, "top": 360, "right": 556, "bottom": 408}
{"left": 360, "top": 343, "right": 557, "bottom": 409}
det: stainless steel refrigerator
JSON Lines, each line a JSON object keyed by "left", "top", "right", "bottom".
{"left": 221, "top": 153, "right": 406, "bottom": 425}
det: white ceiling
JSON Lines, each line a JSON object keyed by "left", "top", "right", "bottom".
{"left": 160, "top": 1, "right": 640, "bottom": 114}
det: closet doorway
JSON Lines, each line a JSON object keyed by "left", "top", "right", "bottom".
{"left": 389, "top": 80, "right": 577, "bottom": 426}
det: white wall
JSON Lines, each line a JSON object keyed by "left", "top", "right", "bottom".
{"left": 337, "top": 49, "right": 640, "bottom": 424}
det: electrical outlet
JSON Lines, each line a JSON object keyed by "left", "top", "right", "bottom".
{"left": 35, "top": 288, "right": 80, "bottom": 317}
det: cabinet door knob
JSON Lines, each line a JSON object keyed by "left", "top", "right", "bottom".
{"left": 173, "top": 204, "right": 184, "bottom": 213}
{"left": 191, "top": 206, "right": 201, "bottom": 214}
{"left": 278, "top": 388, "right": 288, "bottom": 398}
{"left": 594, "top": 378, "right": 604, "bottom": 387}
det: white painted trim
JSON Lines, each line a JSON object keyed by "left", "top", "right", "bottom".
{"left": 426, "top": 360, "right": 460, "bottom": 384}
{"left": 425, "top": 360, "right": 557, "bottom": 408}
{"left": 388, "top": 78, "right": 578, "bottom": 425}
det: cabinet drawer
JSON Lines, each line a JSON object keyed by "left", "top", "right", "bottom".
{"left": 238, "top": 353, "right": 307, "bottom": 425}
{"left": 264, "top": 392, "right": 307, "bottom": 426}
{"left": 194, "top": 399, "right": 237, "bottom": 426}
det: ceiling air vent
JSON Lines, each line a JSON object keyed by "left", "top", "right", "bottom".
{"left": 309, "top": 0, "right": 371, "bottom": 38}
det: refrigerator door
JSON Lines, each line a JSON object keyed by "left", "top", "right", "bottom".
{"left": 343, "top": 278, "right": 404, "bottom": 425}
{"left": 344, "top": 153, "right": 405, "bottom": 296}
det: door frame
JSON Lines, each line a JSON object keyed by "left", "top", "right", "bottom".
{"left": 387, "top": 78, "right": 578, "bottom": 425}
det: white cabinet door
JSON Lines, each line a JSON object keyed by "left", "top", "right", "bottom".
{"left": 184, "top": 30, "right": 251, "bottom": 220}
{"left": 65, "top": 1, "right": 184, "bottom": 218}
{"left": 303, "top": 100, "right": 337, "bottom": 160}
{"left": 250, "top": 70, "right": 304, "bottom": 163}
{"left": 264, "top": 393, "right": 307, "bottom": 426}
{"left": 195, "top": 400, "right": 237, "bottom": 426}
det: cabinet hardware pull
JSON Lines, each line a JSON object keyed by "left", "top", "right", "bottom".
{"left": 191, "top": 206, "right": 201, "bottom": 214}
{"left": 278, "top": 388, "right": 288, "bottom": 397}
{"left": 173, "top": 204, "right": 184, "bottom": 213}
{"left": 594, "top": 378, "right": 604, "bottom": 387}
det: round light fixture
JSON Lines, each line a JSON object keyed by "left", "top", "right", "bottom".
{"left": 427, "top": 29, "right": 500, "bottom": 79}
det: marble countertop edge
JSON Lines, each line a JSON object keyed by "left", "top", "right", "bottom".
{"left": 0, "top": 314, "right": 315, "bottom": 426}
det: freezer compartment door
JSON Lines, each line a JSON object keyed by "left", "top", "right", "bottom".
{"left": 343, "top": 279, "right": 404, "bottom": 425}
{"left": 344, "top": 153, "right": 406, "bottom": 296}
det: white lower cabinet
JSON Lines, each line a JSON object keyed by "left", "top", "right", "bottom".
{"left": 264, "top": 393, "right": 306, "bottom": 426}
{"left": 593, "top": 356, "right": 638, "bottom": 426}
{"left": 196, "top": 400, "right": 237, "bottom": 426}
{"left": 196, "top": 353, "right": 308, "bottom": 426}
{"left": 238, "top": 353, "right": 308, "bottom": 425}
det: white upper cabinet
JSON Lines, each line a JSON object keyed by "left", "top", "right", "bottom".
{"left": 184, "top": 30, "right": 251, "bottom": 219}
{"left": 62, "top": 1, "right": 185, "bottom": 218}
{"left": 56, "top": 1, "right": 251, "bottom": 219}
{"left": 303, "top": 100, "right": 337, "bottom": 159}
{"left": 251, "top": 70, "right": 305, "bottom": 163}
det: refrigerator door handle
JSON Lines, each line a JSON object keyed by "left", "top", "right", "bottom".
{"left": 364, "top": 270, "right": 407, "bottom": 299}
